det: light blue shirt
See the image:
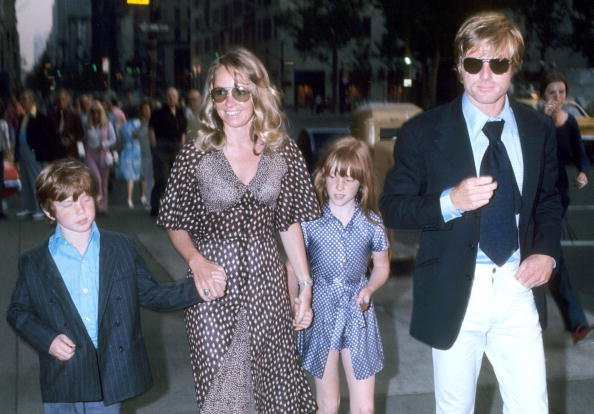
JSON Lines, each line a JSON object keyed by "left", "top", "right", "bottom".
{"left": 440, "top": 93, "right": 523, "bottom": 266}
{"left": 48, "top": 222, "right": 101, "bottom": 348}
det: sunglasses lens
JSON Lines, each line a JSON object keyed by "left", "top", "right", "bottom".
{"left": 463, "top": 58, "right": 482, "bottom": 74}
{"left": 231, "top": 87, "right": 251, "bottom": 102}
{"left": 489, "top": 59, "right": 510, "bottom": 75}
{"left": 211, "top": 88, "right": 227, "bottom": 103}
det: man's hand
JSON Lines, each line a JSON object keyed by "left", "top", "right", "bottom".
{"left": 450, "top": 176, "right": 498, "bottom": 212}
{"left": 189, "top": 256, "right": 227, "bottom": 301}
{"left": 515, "top": 254, "right": 555, "bottom": 288}
{"left": 49, "top": 334, "right": 76, "bottom": 361}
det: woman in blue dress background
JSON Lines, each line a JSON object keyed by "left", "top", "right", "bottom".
{"left": 118, "top": 110, "right": 142, "bottom": 208}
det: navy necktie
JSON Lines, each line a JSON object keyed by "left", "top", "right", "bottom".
{"left": 479, "top": 120, "right": 521, "bottom": 266}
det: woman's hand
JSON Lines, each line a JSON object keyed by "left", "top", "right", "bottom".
{"left": 292, "top": 286, "right": 312, "bottom": 329}
{"left": 543, "top": 99, "right": 562, "bottom": 117}
{"left": 293, "top": 296, "right": 313, "bottom": 330}
{"left": 355, "top": 286, "right": 372, "bottom": 312}
{"left": 189, "top": 256, "right": 227, "bottom": 301}
{"left": 575, "top": 172, "right": 588, "bottom": 189}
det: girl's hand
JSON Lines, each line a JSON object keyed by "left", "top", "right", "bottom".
{"left": 189, "top": 256, "right": 227, "bottom": 301}
{"left": 355, "top": 286, "right": 372, "bottom": 312}
{"left": 293, "top": 297, "right": 313, "bottom": 330}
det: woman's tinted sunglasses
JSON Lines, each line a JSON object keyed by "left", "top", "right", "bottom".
{"left": 211, "top": 86, "right": 252, "bottom": 103}
{"left": 462, "top": 58, "right": 511, "bottom": 75}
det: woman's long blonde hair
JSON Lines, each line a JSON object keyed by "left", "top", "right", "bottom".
{"left": 195, "top": 47, "right": 288, "bottom": 153}
{"left": 313, "top": 136, "right": 381, "bottom": 224}
{"left": 88, "top": 100, "right": 109, "bottom": 128}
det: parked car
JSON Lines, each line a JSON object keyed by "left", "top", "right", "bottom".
{"left": 296, "top": 127, "right": 351, "bottom": 172}
{"left": 350, "top": 102, "right": 423, "bottom": 195}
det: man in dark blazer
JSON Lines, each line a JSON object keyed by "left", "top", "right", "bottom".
{"left": 7, "top": 159, "right": 226, "bottom": 413}
{"left": 48, "top": 89, "right": 84, "bottom": 159}
{"left": 380, "top": 12, "right": 562, "bottom": 414}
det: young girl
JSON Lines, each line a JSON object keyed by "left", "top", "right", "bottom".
{"left": 289, "top": 136, "right": 391, "bottom": 414}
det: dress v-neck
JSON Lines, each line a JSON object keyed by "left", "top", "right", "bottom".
{"left": 219, "top": 149, "right": 264, "bottom": 187}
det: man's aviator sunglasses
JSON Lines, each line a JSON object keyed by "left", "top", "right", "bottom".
{"left": 211, "top": 86, "right": 252, "bottom": 103}
{"left": 462, "top": 58, "right": 511, "bottom": 75}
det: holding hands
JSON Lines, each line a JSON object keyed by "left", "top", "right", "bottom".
{"left": 189, "top": 256, "right": 227, "bottom": 301}
{"left": 293, "top": 296, "right": 313, "bottom": 330}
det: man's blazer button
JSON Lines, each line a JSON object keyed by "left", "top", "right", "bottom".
{"left": 115, "top": 321, "right": 121, "bottom": 327}
{"left": 118, "top": 346, "right": 124, "bottom": 352}
{"left": 468, "top": 243, "right": 475, "bottom": 250}
{"left": 465, "top": 274, "right": 473, "bottom": 281}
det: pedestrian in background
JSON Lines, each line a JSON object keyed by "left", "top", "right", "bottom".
{"left": 0, "top": 98, "right": 11, "bottom": 219}
{"left": 48, "top": 89, "right": 84, "bottom": 159}
{"left": 290, "top": 136, "right": 390, "bottom": 414}
{"left": 118, "top": 108, "right": 142, "bottom": 209}
{"left": 6, "top": 158, "right": 210, "bottom": 414}
{"left": 83, "top": 101, "right": 116, "bottom": 215}
{"left": 185, "top": 89, "right": 202, "bottom": 141}
{"left": 380, "top": 11, "right": 562, "bottom": 413}
{"left": 149, "top": 87, "right": 186, "bottom": 217}
{"left": 541, "top": 68, "right": 592, "bottom": 344}
{"left": 15, "top": 90, "right": 56, "bottom": 220}
{"left": 137, "top": 100, "right": 153, "bottom": 209}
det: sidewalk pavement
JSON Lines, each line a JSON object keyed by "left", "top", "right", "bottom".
{"left": 2, "top": 197, "right": 594, "bottom": 413}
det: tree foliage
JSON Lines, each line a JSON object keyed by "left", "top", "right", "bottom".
{"left": 279, "top": 0, "right": 376, "bottom": 111}
{"left": 569, "top": 0, "right": 594, "bottom": 66}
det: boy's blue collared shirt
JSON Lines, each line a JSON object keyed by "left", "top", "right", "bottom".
{"left": 48, "top": 222, "right": 101, "bottom": 348}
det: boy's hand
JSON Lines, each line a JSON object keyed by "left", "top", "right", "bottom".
{"left": 355, "top": 287, "right": 372, "bottom": 312}
{"left": 49, "top": 334, "right": 76, "bottom": 361}
{"left": 189, "top": 257, "right": 227, "bottom": 301}
{"left": 293, "top": 297, "right": 313, "bottom": 330}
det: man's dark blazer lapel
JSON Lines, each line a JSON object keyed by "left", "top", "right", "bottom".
{"left": 433, "top": 97, "right": 477, "bottom": 183}
{"left": 512, "top": 101, "right": 542, "bottom": 229}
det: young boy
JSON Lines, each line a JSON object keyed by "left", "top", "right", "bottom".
{"left": 7, "top": 158, "right": 226, "bottom": 413}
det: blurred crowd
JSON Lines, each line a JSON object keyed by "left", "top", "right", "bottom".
{"left": 0, "top": 86, "right": 203, "bottom": 219}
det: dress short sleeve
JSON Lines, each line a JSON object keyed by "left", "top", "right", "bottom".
{"left": 274, "top": 139, "right": 320, "bottom": 231}
{"left": 370, "top": 212, "right": 390, "bottom": 252}
{"left": 157, "top": 143, "right": 206, "bottom": 233}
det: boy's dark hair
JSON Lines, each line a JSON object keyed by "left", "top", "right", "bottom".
{"left": 36, "top": 158, "right": 97, "bottom": 219}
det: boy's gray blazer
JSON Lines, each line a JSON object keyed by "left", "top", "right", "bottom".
{"left": 7, "top": 229, "right": 201, "bottom": 405}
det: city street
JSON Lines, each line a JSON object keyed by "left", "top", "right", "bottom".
{"left": 2, "top": 115, "right": 594, "bottom": 413}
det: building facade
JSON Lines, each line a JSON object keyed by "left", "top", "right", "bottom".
{"left": 0, "top": 0, "right": 20, "bottom": 97}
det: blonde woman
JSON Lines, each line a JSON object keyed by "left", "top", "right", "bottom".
{"left": 158, "top": 47, "right": 319, "bottom": 413}
{"left": 84, "top": 100, "right": 116, "bottom": 214}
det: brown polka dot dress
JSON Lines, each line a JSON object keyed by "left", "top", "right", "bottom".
{"left": 157, "top": 138, "right": 320, "bottom": 413}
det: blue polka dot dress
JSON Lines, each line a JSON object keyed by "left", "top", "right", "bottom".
{"left": 298, "top": 202, "right": 389, "bottom": 380}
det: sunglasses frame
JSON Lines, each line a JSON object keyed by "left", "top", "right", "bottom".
{"left": 462, "top": 57, "right": 511, "bottom": 75}
{"left": 210, "top": 86, "right": 252, "bottom": 103}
